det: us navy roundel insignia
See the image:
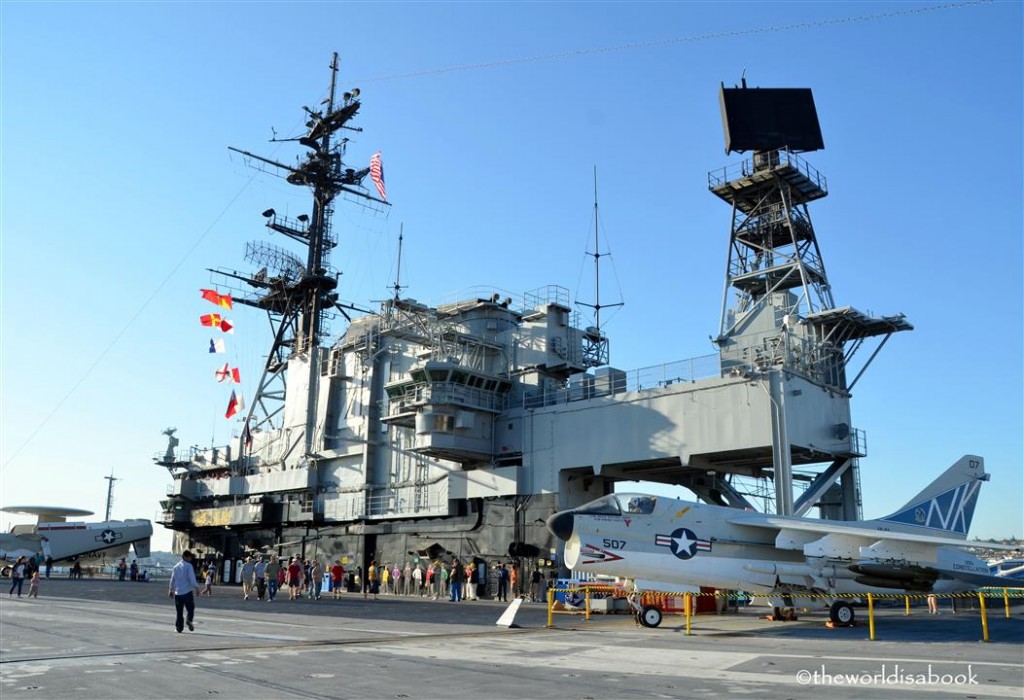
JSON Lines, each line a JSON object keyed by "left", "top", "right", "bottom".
{"left": 655, "top": 527, "right": 712, "bottom": 560}
{"left": 96, "top": 529, "right": 120, "bottom": 545}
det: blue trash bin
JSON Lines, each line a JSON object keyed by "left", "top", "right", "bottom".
{"left": 554, "top": 578, "right": 582, "bottom": 603}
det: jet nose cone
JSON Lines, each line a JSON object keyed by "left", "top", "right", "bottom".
{"left": 546, "top": 510, "right": 574, "bottom": 541}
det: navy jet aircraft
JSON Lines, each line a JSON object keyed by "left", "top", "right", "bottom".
{"left": 547, "top": 455, "right": 1019, "bottom": 626}
{"left": 0, "top": 506, "right": 152, "bottom": 575}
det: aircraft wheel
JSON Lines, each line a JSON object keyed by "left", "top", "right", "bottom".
{"left": 829, "top": 601, "right": 855, "bottom": 625}
{"left": 639, "top": 604, "right": 662, "bottom": 628}
{"left": 0, "top": 565, "right": 10, "bottom": 578}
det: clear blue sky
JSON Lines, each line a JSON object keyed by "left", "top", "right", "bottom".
{"left": 2, "top": 1, "right": 1021, "bottom": 552}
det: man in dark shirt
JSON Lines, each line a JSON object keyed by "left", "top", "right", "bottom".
{"left": 449, "top": 558, "right": 466, "bottom": 602}
{"left": 497, "top": 564, "right": 509, "bottom": 602}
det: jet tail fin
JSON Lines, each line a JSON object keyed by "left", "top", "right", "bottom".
{"left": 879, "top": 455, "right": 986, "bottom": 538}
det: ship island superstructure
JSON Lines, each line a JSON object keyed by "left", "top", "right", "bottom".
{"left": 157, "top": 61, "right": 912, "bottom": 582}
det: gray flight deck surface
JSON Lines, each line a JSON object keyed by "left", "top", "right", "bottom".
{"left": 2, "top": 580, "right": 1021, "bottom": 699}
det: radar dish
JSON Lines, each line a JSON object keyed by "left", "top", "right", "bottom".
{"left": 1, "top": 506, "right": 95, "bottom": 523}
{"left": 719, "top": 84, "right": 824, "bottom": 154}
{"left": 245, "top": 241, "right": 306, "bottom": 281}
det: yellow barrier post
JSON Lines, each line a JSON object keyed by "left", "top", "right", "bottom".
{"left": 978, "top": 592, "right": 989, "bottom": 642}
{"left": 547, "top": 588, "right": 554, "bottom": 629}
{"left": 1003, "top": 588, "right": 1010, "bottom": 620}
{"left": 685, "top": 592, "right": 692, "bottom": 636}
{"left": 584, "top": 587, "right": 591, "bottom": 621}
{"left": 867, "top": 593, "right": 876, "bottom": 641}
{"left": 904, "top": 595, "right": 911, "bottom": 615}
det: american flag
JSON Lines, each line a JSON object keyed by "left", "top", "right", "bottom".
{"left": 370, "top": 151, "right": 387, "bottom": 201}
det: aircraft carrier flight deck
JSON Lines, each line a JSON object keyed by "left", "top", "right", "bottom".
{"left": 1, "top": 579, "right": 1020, "bottom": 700}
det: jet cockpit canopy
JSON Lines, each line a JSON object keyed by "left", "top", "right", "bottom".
{"left": 572, "top": 494, "right": 658, "bottom": 516}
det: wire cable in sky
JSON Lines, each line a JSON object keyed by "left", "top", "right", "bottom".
{"left": 354, "top": 1, "right": 991, "bottom": 83}
{"left": 0, "top": 0, "right": 991, "bottom": 469}
{"left": 1, "top": 179, "right": 256, "bottom": 469}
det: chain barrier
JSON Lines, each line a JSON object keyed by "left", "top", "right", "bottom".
{"left": 545, "top": 585, "right": 1024, "bottom": 641}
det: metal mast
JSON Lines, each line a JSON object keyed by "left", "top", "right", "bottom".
{"left": 103, "top": 473, "right": 118, "bottom": 521}
{"left": 576, "top": 167, "right": 620, "bottom": 367}
{"left": 213, "top": 53, "right": 388, "bottom": 461}
{"left": 391, "top": 224, "right": 406, "bottom": 301}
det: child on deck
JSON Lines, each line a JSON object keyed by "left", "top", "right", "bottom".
{"left": 27, "top": 571, "right": 40, "bottom": 598}
{"left": 201, "top": 566, "right": 214, "bottom": 596}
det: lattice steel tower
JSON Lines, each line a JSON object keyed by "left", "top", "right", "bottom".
{"left": 709, "top": 82, "right": 912, "bottom": 519}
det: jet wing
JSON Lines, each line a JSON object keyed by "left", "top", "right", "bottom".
{"left": 728, "top": 515, "right": 1020, "bottom": 551}
{"left": 930, "top": 567, "right": 1023, "bottom": 589}
{"left": 731, "top": 516, "right": 1022, "bottom": 590}
{"left": 0, "top": 532, "right": 43, "bottom": 560}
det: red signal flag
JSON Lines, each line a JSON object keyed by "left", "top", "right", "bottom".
{"left": 200, "top": 289, "right": 233, "bottom": 309}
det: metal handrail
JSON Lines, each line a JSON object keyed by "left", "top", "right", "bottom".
{"left": 708, "top": 148, "right": 827, "bottom": 193}
{"left": 524, "top": 354, "right": 722, "bottom": 408}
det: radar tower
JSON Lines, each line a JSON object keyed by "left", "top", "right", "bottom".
{"left": 710, "top": 81, "right": 912, "bottom": 517}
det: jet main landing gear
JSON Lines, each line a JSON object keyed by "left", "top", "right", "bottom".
{"left": 829, "top": 600, "right": 856, "bottom": 626}
{"left": 638, "top": 604, "right": 663, "bottom": 628}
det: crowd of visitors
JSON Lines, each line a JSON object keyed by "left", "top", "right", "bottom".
{"left": 194, "top": 554, "right": 548, "bottom": 604}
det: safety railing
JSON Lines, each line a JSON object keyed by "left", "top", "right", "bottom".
{"left": 524, "top": 354, "right": 722, "bottom": 408}
{"left": 390, "top": 381, "right": 509, "bottom": 415}
{"left": 544, "top": 585, "right": 1024, "bottom": 642}
{"left": 432, "top": 284, "right": 572, "bottom": 315}
{"left": 707, "top": 148, "right": 827, "bottom": 194}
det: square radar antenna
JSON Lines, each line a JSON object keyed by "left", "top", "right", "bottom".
{"left": 718, "top": 83, "right": 824, "bottom": 154}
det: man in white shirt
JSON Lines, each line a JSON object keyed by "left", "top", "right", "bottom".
{"left": 240, "top": 556, "right": 256, "bottom": 600}
{"left": 253, "top": 556, "right": 268, "bottom": 601}
{"left": 412, "top": 563, "right": 423, "bottom": 596}
{"left": 168, "top": 550, "right": 199, "bottom": 633}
